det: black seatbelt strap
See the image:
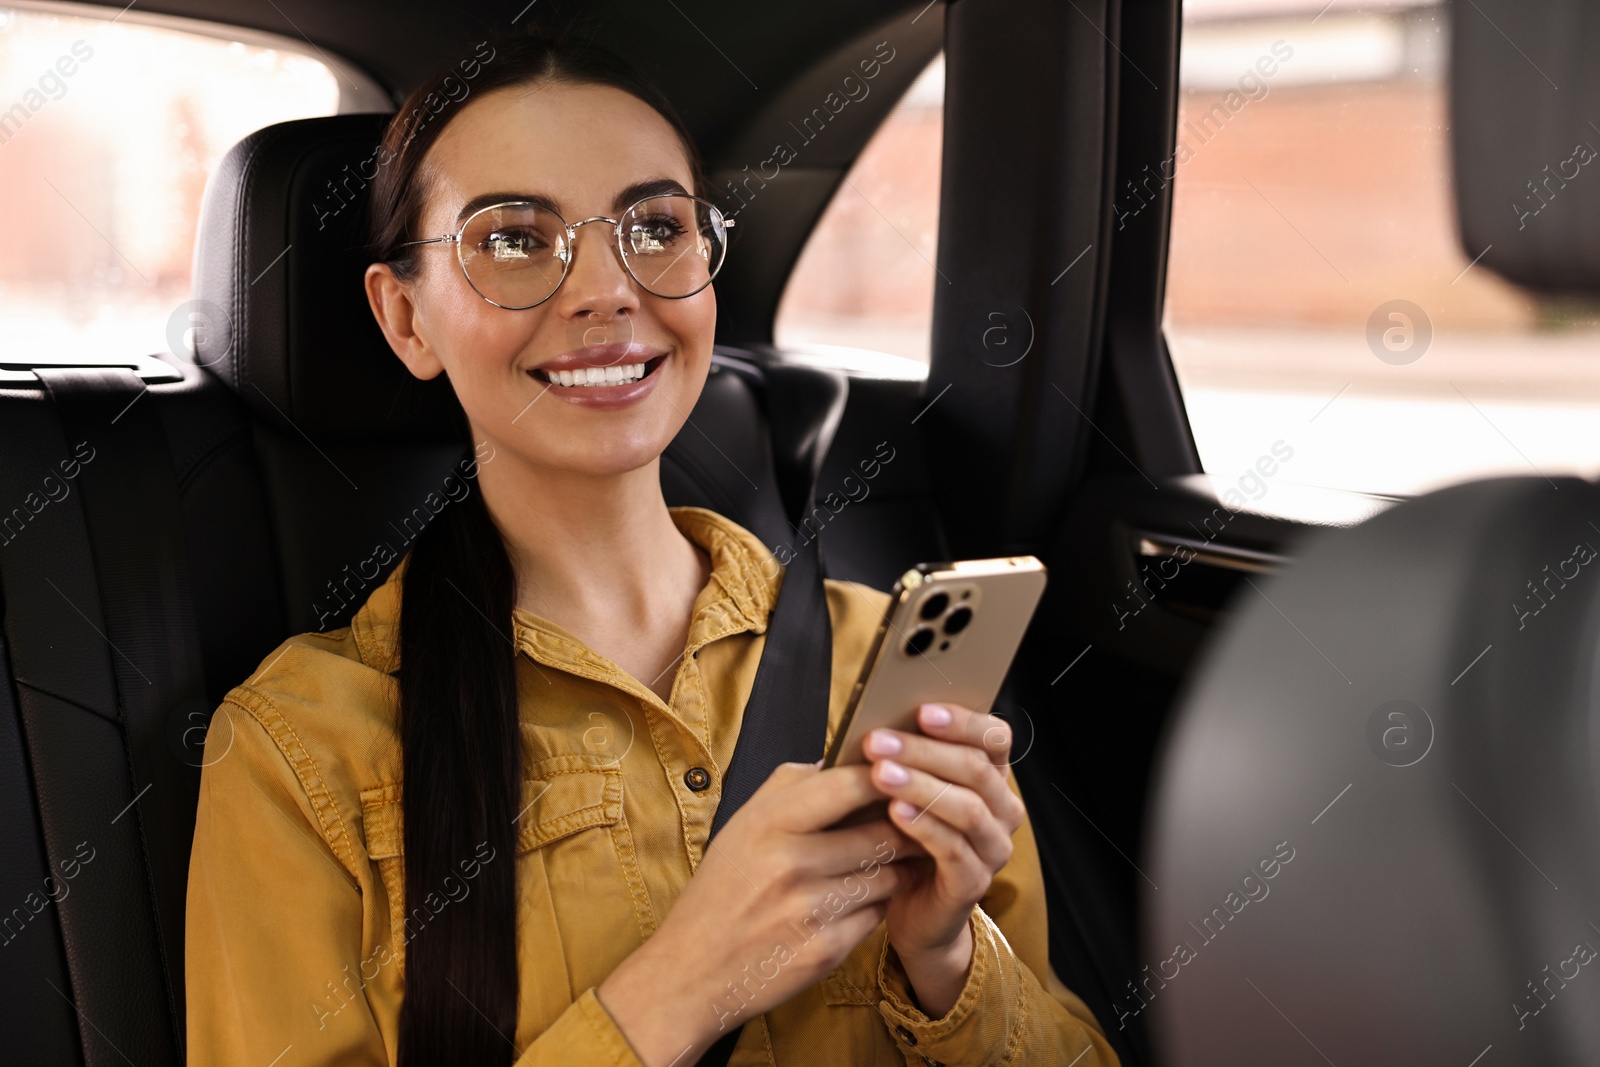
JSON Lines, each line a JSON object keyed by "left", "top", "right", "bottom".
{"left": 38, "top": 367, "right": 207, "bottom": 1062}
{"left": 699, "top": 456, "right": 834, "bottom": 1067}
{"left": 707, "top": 530, "right": 832, "bottom": 842}
{"left": 700, "top": 531, "right": 831, "bottom": 1067}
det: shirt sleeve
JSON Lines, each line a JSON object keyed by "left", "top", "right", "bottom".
{"left": 185, "top": 693, "right": 646, "bottom": 1067}
{"left": 872, "top": 768, "right": 1120, "bottom": 1067}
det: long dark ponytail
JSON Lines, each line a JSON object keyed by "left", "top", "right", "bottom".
{"left": 369, "top": 33, "right": 709, "bottom": 1066}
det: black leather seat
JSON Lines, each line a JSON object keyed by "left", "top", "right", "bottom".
{"left": 1146, "top": 476, "right": 1600, "bottom": 1065}
{"left": 0, "top": 113, "right": 861, "bottom": 1065}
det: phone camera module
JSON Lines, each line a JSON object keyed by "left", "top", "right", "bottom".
{"left": 918, "top": 592, "right": 949, "bottom": 620}
{"left": 904, "top": 626, "right": 936, "bottom": 657}
{"left": 943, "top": 606, "right": 973, "bottom": 635}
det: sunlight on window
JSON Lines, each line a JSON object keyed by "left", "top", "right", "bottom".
{"left": 774, "top": 54, "right": 943, "bottom": 369}
{"left": 1165, "top": 0, "right": 1600, "bottom": 499}
{"left": 0, "top": 7, "right": 339, "bottom": 361}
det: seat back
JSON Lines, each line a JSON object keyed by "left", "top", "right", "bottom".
{"left": 0, "top": 114, "right": 844, "bottom": 1066}
{"left": 1147, "top": 475, "right": 1600, "bottom": 1065}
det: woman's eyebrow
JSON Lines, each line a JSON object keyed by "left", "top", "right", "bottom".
{"left": 451, "top": 179, "right": 688, "bottom": 226}
{"left": 454, "top": 191, "right": 561, "bottom": 224}
{"left": 612, "top": 178, "right": 689, "bottom": 211}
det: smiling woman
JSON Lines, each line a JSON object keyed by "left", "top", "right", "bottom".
{"left": 184, "top": 31, "right": 1117, "bottom": 1067}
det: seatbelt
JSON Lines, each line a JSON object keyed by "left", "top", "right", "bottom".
{"left": 37, "top": 367, "right": 207, "bottom": 1063}
{"left": 707, "top": 531, "right": 832, "bottom": 843}
{"left": 698, "top": 529, "right": 831, "bottom": 1067}
{"left": 699, "top": 406, "right": 835, "bottom": 1067}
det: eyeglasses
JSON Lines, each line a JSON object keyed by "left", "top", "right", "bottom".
{"left": 396, "top": 193, "right": 733, "bottom": 310}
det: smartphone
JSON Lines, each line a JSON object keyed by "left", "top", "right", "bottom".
{"left": 821, "top": 557, "right": 1048, "bottom": 801}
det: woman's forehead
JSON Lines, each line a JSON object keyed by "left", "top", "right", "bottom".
{"left": 423, "top": 81, "right": 695, "bottom": 221}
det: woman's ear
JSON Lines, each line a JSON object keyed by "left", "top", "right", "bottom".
{"left": 365, "top": 262, "right": 446, "bottom": 381}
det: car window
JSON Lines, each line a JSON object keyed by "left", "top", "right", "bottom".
{"left": 1165, "top": 0, "right": 1600, "bottom": 498}
{"left": 773, "top": 53, "right": 942, "bottom": 374}
{"left": 0, "top": 6, "right": 342, "bottom": 363}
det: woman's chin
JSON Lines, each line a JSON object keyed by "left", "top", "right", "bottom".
{"left": 519, "top": 433, "right": 672, "bottom": 480}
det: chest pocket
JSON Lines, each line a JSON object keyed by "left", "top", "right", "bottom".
{"left": 359, "top": 759, "right": 625, "bottom": 964}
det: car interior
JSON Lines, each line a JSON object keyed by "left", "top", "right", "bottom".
{"left": 1, "top": 0, "right": 1597, "bottom": 1064}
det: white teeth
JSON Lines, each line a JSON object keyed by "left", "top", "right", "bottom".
{"left": 543, "top": 362, "right": 648, "bottom": 387}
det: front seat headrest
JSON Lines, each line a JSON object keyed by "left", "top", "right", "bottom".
{"left": 192, "top": 113, "right": 467, "bottom": 443}
{"left": 1147, "top": 475, "right": 1600, "bottom": 1066}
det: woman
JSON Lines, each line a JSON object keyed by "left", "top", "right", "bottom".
{"left": 185, "top": 34, "right": 1118, "bottom": 1067}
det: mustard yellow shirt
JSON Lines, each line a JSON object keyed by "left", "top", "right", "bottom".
{"left": 186, "top": 506, "right": 1118, "bottom": 1065}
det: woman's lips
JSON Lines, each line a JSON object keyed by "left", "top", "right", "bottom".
{"left": 534, "top": 342, "right": 663, "bottom": 374}
{"left": 527, "top": 352, "right": 669, "bottom": 409}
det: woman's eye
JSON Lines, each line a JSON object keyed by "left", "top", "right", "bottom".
{"left": 626, "top": 215, "right": 687, "bottom": 254}
{"left": 482, "top": 229, "right": 544, "bottom": 261}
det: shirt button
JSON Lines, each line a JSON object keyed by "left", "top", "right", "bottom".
{"left": 895, "top": 1025, "right": 917, "bottom": 1046}
{"left": 684, "top": 767, "right": 712, "bottom": 792}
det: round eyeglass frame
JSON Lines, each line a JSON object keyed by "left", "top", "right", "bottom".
{"left": 394, "top": 193, "right": 735, "bottom": 310}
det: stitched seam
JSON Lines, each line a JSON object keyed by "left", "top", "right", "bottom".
{"left": 999, "top": 945, "right": 1029, "bottom": 1067}
{"left": 876, "top": 909, "right": 990, "bottom": 1043}
{"left": 521, "top": 632, "right": 683, "bottom": 715}
{"left": 173, "top": 423, "right": 251, "bottom": 495}
{"left": 522, "top": 800, "right": 613, "bottom": 850}
{"left": 351, "top": 556, "right": 408, "bottom": 669}
{"left": 825, "top": 974, "right": 879, "bottom": 1004}
{"left": 113, "top": 678, "right": 187, "bottom": 1048}
{"left": 232, "top": 123, "right": 295, "bottom": 400}
{"left": 673, "top": 507, "right": 779, "bottom": 624}
{"left": 13, "top": 679, "right": 119, "bottom": 726}
{"left": 227, "top": 686, "right": 358, "bottom": 876}
{"left": 609, "top": 810, "right": 658, "bottom": 938}
{"left": 373, "top": 854, "right": 407, "bottom": 967}
{"left": 640, "top": 699, "right": 705, "bottom": 869}
{"left": 757, "top": 1013, "right": 775, "bottom": 1065}
{"left": 579, "top": 990, "right": 635, "bottom": 1065}
{"left": 361, "top": 767, "right": 622, "bottom": 856}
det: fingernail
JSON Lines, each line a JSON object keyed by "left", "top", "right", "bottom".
{"left": 892, "top": 800, "right": 919, "bottom": 818}
{"left": 878, "top": 759, "right": 909, "bottom": 786}
{"left": 814, "top": 758, "right": 824, "bottom": 767}
{"left": 921, "top": 704, "right": 952, "bottom": 727}
{"left": 868, "top": 730, "right": 902, "bottom": 756}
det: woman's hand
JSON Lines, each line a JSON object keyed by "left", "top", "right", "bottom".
{"left": 596, "top": 760, "right": 923, "bottom": 1067}
{"left": 862, "top": 702, "right": 1027, "bottom": 1017}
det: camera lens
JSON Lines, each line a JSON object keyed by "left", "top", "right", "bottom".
{"left": 943, "top": 606, "right": 973, "bottom": 635}
{"left": 919, "top": 592, "right": 949, "bottom": 620}
{"left": 904, "top": 626, "right": 935, "bottom": 656}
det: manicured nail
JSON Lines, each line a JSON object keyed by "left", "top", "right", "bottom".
{"left": 868, "top": 729, "right": 903, "bottom": 756}
{"left": 814, "top": 758, "right": 824, "bottom": 767}
{"left": 878, "top": 759, "right": 909, "bottom": 786}
{"left": 921, "top": 704, "right": 953, "bottom": 727}
{"left": 892, "top": 800, "right": 919, "bottom": 819}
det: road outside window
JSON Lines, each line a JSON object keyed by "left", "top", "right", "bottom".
{"left": 1165, "top": 0, "right": 1600, "bottom": 498}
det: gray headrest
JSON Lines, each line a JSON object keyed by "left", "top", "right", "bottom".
{"left": 1452, "top": 0, "right": 1600, "bottom": 294}
{"left": 1147, "top": 474, "right": 1600, "bottom": 1064}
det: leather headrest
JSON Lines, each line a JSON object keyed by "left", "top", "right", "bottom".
{"left": 192, "top": 114, "right": 467, "bottom": 443}
{"left": 1147, "top": 474, "right": 1600, "bottom": 1064}
{"left": 1452, "top": 0, "right": 1600, "bottom": 294}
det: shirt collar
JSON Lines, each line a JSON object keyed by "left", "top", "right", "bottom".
{"left": 351, "top": 506, "right": 782, "bottom": 675}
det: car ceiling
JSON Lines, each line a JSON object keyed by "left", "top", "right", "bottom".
{"left": 52, "top": 0, "right": 945, "bottom": 343}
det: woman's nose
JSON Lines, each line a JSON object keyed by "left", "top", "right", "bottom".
{"left": 554, "top": 220, "right": 639, "bottom": 320}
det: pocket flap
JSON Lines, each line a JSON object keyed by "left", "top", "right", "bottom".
{"left": 361, "top": 761, "right": 623, "bottom": 860}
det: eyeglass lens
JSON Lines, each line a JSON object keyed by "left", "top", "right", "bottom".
{"left": 457, "top": 195, "right": 727, "bottom": 308}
